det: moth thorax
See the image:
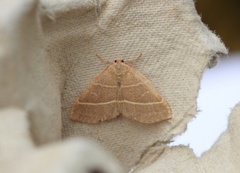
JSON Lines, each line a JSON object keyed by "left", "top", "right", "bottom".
{"left": 115, "top": 64, "right": 127, "bottom": 76}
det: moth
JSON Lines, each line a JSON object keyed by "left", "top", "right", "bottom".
{"left": 70, "top": 54, "right": 172, "bottom": 124}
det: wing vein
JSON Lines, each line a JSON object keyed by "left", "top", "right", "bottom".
{"left": 77, "top": 100, "right": 164, "bottom": 105}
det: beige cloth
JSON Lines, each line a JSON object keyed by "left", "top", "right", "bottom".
{"left": 0, "top": 107, "right": 122, "bottom": 173}
{"left": 0, "top": 0, "right": 230, "bottom": 172}
{"left": 138, "top": 103, "right": 240, "bottom": 173}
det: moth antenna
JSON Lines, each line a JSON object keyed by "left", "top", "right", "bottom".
{"left": 133, "top": 53, "right": 142, "bottom": 62}
{"left": 96, "top": 54, "right": 111, "bottom": 64}
{"left": 126, "top": 53, "right": 142, "bottom": 65}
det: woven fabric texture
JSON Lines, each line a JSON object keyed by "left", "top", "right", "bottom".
{"left": 0, "top": 0, "right": 228, "bottom": 172}
{"left": 138, "top": 103, "right": 240, "bottom": 173}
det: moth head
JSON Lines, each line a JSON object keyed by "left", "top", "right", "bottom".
{"left": 114, "top": 59, "right": 125, "bottom": 63}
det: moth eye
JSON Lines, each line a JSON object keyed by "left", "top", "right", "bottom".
{"left": 88, "top": 168, "right": 105, "bottom": 173}
{"left": 121, "top": 60, "right": 124, "bottom": 62}
{"left": 114, "top": 60, "right": 117, "bottom": 63}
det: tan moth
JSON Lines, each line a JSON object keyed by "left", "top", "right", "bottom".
{"left": 70, "top": 54, "right": 172, "bottom": 124}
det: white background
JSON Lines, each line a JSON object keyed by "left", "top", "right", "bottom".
{"left": 170, "top": 53, "right": 240, "bottom": 156}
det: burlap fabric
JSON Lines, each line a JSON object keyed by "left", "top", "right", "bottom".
{"left": 0, "top": 0, "right": 230, "bottom": 172}
{"left": 138, "top": 103, "right": 240, "bottom": 173}
{"left": 0, "top": 108, "right": 122, "bottom": 173}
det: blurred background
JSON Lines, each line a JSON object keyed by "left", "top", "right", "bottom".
{"left": 196, "top": 0, "right": 240, "bottom": 52}
{"left": 171, "top": 0, "right": 240, "bottom": 156}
